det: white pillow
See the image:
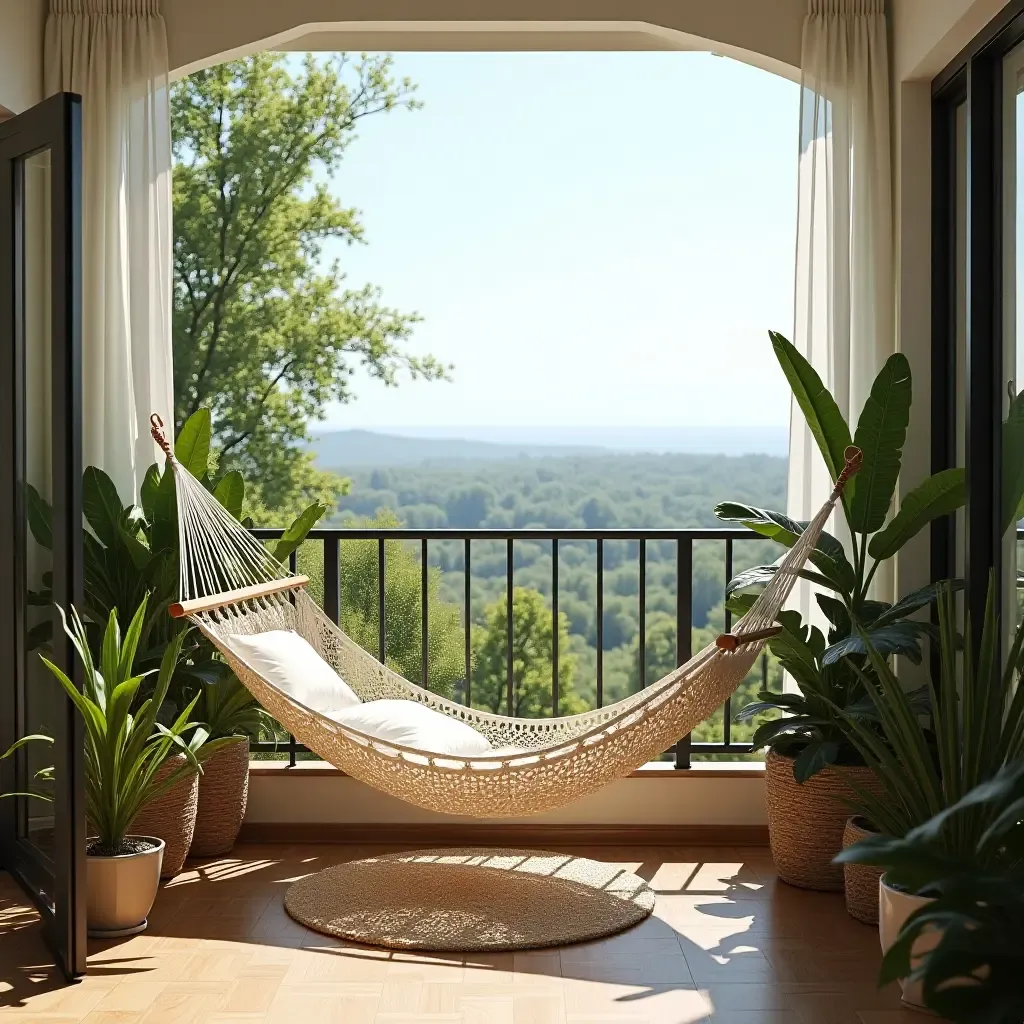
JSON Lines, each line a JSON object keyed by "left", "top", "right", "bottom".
{"left": 326, "top": 700, "right": 492, "bottom": 757}
{"left": 225, "top": 629, "right": 360, "bottom": 714}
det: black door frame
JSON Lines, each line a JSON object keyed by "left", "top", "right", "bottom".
{"left": 932, "top": 1, "right": 1024, "bottom": 646}
{"left": 0, "top": 92, "right": 85, "bottom": 980}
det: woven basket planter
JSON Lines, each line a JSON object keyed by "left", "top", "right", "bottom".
{"left": 765, "top": 751, "right": 880, "bottom": 892}
{"left": 190, "top": 737, "right": 250, "bottom": 857}
{"left": 129, "top": 753, "right": 199, "bottom": 878}
{"left": 842, "top": 816, "right": 883, "bottom": 923}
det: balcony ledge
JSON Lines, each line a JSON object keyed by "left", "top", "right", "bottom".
{"left": 248, "top": 759, "right": 765, "bottom": 779}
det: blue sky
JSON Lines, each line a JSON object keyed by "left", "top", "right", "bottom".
{"left": 316, "top": 52, "right": 799, "bottom": 432}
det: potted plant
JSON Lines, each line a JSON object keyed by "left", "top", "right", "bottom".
{"left": 189, "top": 669, "right": 274, "bottom": 856}
{"left": 25, "top": 409, "right": 325, "bottom": 865}
{"left": 838, "top": 758, "right": 1024, "bottom": 1019}
{"left": 41, "top": 597, "right": 206, "bottom": 936}
{"left": 835, "top": 581, "right": 1024, "bottom": 1006}
{"left": 720, "top": 332, "right": 968, "bottom": 890}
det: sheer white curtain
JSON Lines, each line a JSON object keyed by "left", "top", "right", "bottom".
{"left": 45, "top": 0, "right": 173, "bottom": 501}
{"left": 790, "top": 0, "right": 894, "bottom": 614}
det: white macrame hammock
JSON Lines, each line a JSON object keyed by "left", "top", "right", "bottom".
{"left": 153, "top": 416, "right": 861, "bottom": 818}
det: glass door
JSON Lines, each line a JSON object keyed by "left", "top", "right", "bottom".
{"left": 0, "top": 93, "right": 84, "bottom": 980}
{"left": 1005, "top": 40, "right": 1024, "bottom": 637}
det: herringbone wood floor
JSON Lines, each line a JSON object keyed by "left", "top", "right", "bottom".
{"left": 0, "top": 844, "right": 924, "bottom": 1023}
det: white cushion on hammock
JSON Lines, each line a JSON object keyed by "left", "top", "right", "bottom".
{"left": 326, "top": 700, "right": 492, "bottom": 757}
{"left": 224, "top": 629, "right": 360, "bottom": 714}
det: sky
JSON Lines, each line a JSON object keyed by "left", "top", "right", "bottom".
{"left": 315, "top": 52, "right": 800, "bottom": 433}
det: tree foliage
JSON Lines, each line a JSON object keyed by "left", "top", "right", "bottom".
{"left": 471, "top": 587, "right": 583, "bottom": 718}
{"left": 172, "top": 53, "right": 449, "bottom": 513}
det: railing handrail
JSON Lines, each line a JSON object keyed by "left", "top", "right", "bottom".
{"left": 251, "top": 526, "right": 759, "bottom": 541}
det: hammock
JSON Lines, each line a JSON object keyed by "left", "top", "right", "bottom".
{"left": 152, "top": 415, "right": 861, "bottom": 818}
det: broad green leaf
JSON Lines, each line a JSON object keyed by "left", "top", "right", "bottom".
{"left": 792, "top": 739, "right": 840, "bottom": 782}
{"left": 1003, "top": 388, "right": 1024, "bottom": 530}
{"left": 174, "top": 408, "right": 212, "bottom": 478}
{"left": 822, "top": 620, "right": 933, "bottom": 666}
{"left": 849, "top": 353, "right": 912, "bottom": 533}
{"left": 212, "top": 470, "right": 244, "bottom": 519}
{"left": 770, "top": 331, "right": 853, "bottom": 494}
{"left": 151, "top": 462, "right": 178, "bottom": 554}
{"left": 140, "top": 463, "right": 161, "bottom": 519}
{"left": 26, "top": 483, "right": 52, "bottom": 549}
{"left": 82, "top": 467, "right": 124, "bottom": 548}
{"left": 117, "top": 521, "right": 152, "bottom": 571}
{"left": 271, "top": 501, "right": 327, "bottom": 562}
{"left": 867, "top": 468, "right": 966, "bottom": 561}
{"left": 869, "top": 580, "right": 964, "bottom": 629}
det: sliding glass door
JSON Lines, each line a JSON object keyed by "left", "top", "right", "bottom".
{"left": 0, "top": 92, "right": 85, "bottom": 980}
{"left": 932, "top": 3, "right": 1024, "bottom": 652}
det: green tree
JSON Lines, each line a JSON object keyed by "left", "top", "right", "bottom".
{"left": 172, "top": 53, "right": 449, "bottom": 514}
{"left": 472, "top": 587, "right": 583, "bottom": 717}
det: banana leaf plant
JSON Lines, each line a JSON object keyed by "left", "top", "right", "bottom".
{"left": 837, "top": 758, "right": 1024, "bottom": 1022}
{"left": 25, "top": 408, "right": 327, "bottom": 730}
{"left": 719, "top": 332, "right": 987, "bottom": 781}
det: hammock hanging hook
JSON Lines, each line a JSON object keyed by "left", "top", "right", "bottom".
{"left": 831, "top": 445, "right": 863, "bottom": 499}
{"left": 150, "top": 412, "right": 176, "bottom": 462}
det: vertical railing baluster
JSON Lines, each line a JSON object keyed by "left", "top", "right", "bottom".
{"left": 377, "top": 538, "right": 386, "bottom": 664}
{"left": 421, "top": 538, "right": 429, "bottom": 688}
{"left": 323, "top": 536, "right": 340, "bottom": 625}
{"left": 675, "top": 536, "right": 693, "bottom": 769}
{"left": 464, "top": 538, "right": 472, "bottom": 707}
{"left": 596, "top": 538, "right": 604, "bottom": 709}
{"left": 506, "top": 538, "right": 514, "bottom": 717}
{"left": 723, "top": 537, "right": 734, "bottom": 748}
{"left": 288, "top": 549, "right": 299, "bottom": 765}
{"left": 551, "top": 538, "right": 559, "bottom": 717}
{"left": 638, "top": 538, "right": 646, "bottom": 690}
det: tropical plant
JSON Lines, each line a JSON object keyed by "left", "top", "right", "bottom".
{"left": 837, "top": 759, "right": 1024, "bottom": 1022}
{"left": 720, "top": 332, "right": 976, "bottom": 781}
{"left": 26, "top": 408, "right": 326, "bottom": 728}
{"left": 37, "top": 597, "right": 216, "bottom": 856}
{"left": 832, "top": 580, "right": 1024, "bottom": 850}
{"left": 196, "top": 665, "right": 275, "bottom": 741}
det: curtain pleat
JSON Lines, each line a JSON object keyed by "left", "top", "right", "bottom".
{"left": 45, "top": 0, "right": 173, "bottom": 501}
{"left": 789, "top": 0, "right": 894, "bottom": 623}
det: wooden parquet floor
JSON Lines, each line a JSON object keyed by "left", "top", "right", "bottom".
{"left": 0, "top": 844, "right": 926, "bottom": 1023}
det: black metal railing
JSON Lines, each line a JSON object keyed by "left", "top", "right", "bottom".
{"left": 248, "top": 527, "right": 774, "bottom": 767}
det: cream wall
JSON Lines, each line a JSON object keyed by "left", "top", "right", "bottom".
{"left": 246, "top": 766, "right": 767, "bottom": 829}
{"left": 0, "top": 0, "right": 45, "bottom": 117}
{"left": 162, "top": 0, "right": 806, "bottom": 78}
{"left": 892, "top": 0, "right": 1008, "bottom": 81}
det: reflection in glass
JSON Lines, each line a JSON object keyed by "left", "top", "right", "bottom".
{"left": 18, "top": 148, "right": 57, "bottom": 862}
{"left": 1004, "top": 45, "right": 1024, "bottom": 635}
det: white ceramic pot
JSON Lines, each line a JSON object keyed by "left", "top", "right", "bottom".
{"left": 878, "top": 874, "right": 938, "bottom": 1009}
{"left": 86, "top": 837, "right": 165, "bottom": 938}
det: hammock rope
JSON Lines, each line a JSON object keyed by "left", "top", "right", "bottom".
{"left": 152, "top": 414, "right": 861, "bottom": 817}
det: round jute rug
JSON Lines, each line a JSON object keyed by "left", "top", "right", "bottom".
{"left": 284, "top": 847, "right": 656, "bottom": 951}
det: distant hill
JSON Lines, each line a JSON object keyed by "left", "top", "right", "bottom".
{"left": 310, "top": 426, "right": 788, "bottom": 468}
{"left": 309, "top": 429, "right": 607, "bottom": 468}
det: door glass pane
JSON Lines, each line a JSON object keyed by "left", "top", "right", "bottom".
{"left": 17, "top": 147, "right": 57, "bottom": 865}
{"left": 1004, "top": 45, "right": 1024, "bottom": 636}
